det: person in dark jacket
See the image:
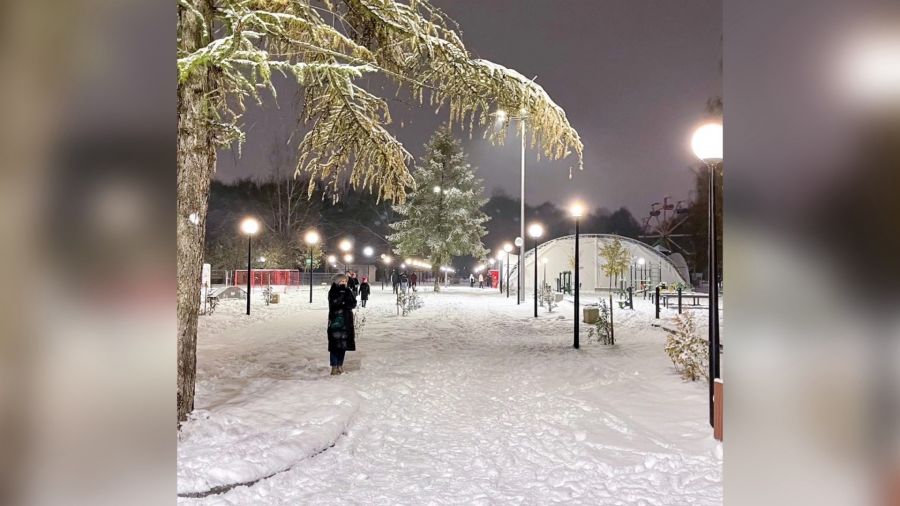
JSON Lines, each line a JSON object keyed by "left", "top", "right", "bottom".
{"left": 391, "top": 269, "right": 401, "bottom": 294}
{"left": 359, "top": 276, "right": 371, "bottom": 307}
{"left": 327, "top": 274, "right": 357, "bottom": 375}
{"left": 347, "top": 271, "right": 360, "bottom": 296}
{"left": 409, "top": 272, "right": 418, "bottom": 291}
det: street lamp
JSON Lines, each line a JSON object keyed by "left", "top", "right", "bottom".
{"left": 514, "top": 237, "right": 524, "bottom": 304}
{"left": 343, "top": 253, "right": 354, "bottom": 264}
{"left": 692, "top": 121, "right": 723, "bottom": 427}
{"left": 528, "top": 223, "right": 544, "bottom": 317}
{"left": 304, "top": 229, "right": 319, "bottom": 303}
{"left": 570, "top": 202, "right": 584, "bottom": 348}
{"left": 339, "top": 239, "right": 353, "bottom": 253}
{"left": 240, "top": 217, "right": 260, "bottom": 315}
{"left": 503, "top": 243, "right": 513, "bottom": 298}
{"left": 494, "top": 108, "right": 530, "bottom": 304}
{"left": 363, "top": 246, "right": 374, "bottom": 257}
{"left": 638, "top": 257, "right": 646, "bottom": 287}
{"left": 382, "top": 255, "right": 392, "bottom": 290}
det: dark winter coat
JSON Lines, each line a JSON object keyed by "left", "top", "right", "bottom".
{"left": 390, "top": 271, "right": 400, "bottom": 285}
{"left": 360, "top": 282, "right": 370, "bottom": 300}
{"left": 347, "top": 276, "right": 360, "bottom": 295}
{"left": 409, "top": 273, "right": 417, "bottom": 285}
{"left": 327, "top": 283, "right": 357, "bottom": 352}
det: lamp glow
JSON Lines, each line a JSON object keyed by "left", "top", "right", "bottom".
{"left": 570, "top": 202, "right": 585, "bottom": 218}
{"left": 527, "top": 223, "right": 544, "bottom": 239}
{"left": 503, "top": 243, "right": 513, "bottom": 253}
{"left": 363, "top": 246, "right": 374, "bottom": 257}
{"left": 327, "top": 255, "right": 337, "bottom": 264}
{"left": 343, "top": 254, "right": 353, "bottom": 263}
{"left": 691, "top": 122, "right": 723, "bottom": 163}
{"left": 240, "top": 217, "right": 260, "bottom": 235}
{"left": 304, "top": 230, "right": 320, "bottom": 245}
{"left": 338, "top": 239, "right": 352, "bottom": 252}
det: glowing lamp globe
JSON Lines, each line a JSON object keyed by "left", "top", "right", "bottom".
{"left": 570, "top": 202, "right": 585, "bottom": 218}
{"left": 503, "top": 243, "right": 513, "bottom": 253}
{"left": 691, "top": 122, "right": 723, "bottom": 163}
{"left": 363, "top": 246, "right": 374, "bottom": 257}
{"left": 527, "top": 223, "right": 544, "bottom": 239}
{"left": 338, "top": 239, "right": 352, "bottom": 252}
{"left": 240, "top": 217, "right": 260, "bottom": 235}
{"left": 304, "top": 230, "right": 320, "bottom": 245}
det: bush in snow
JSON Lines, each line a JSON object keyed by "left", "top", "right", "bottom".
{"left": 397, "top": 291, "right": 424, "bottom": 316}
{"left": 539, "top": 283, "right": 557, "bottom": 312}
{"left": 665, "top": 312, "right": 708, "bottom": 381}
{"left": 354, "top": 309, "right": 367, "bottom": 338}
{"left": 587, "top": 299, "right": 613, "bottom": 345}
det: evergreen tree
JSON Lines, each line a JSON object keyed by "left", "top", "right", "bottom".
{"left": 388, "top": 128, "right": 490, "bottom": 291}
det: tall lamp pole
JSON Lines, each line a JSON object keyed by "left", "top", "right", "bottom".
{"left": 240, "top": 217, "right": 260, "bottom": 315}
{"left": 528, "top": 223, "right": 544, "bottom": 317}
{"left": 692, "top": 122, "right": 723, "bottom": 427}
{"left": 514, "top": 237, "right": 523, "bottom": 303}
{"left": 304, "top": 229, "right": 319, "bottom": 304}
{"left": 503, "top": 243, "right": 513, "bottom": 298}
{"left": 570, "top": 202, "right": 584, "bottom": 349}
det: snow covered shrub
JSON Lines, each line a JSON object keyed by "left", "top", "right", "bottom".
{"left": 397, "top": 291, "right": 424, "bottom": 316}
{"left": 665, "top": 312, "right": 708, "bottom": 381}
{"left": 539, "top": 283, "right": 557, "bottom": 312}
{"left": 587, "top": 299, "right": 613, "bottom": 345}
{"left": 354, "top": 310, "right": 367, "bottom": 338}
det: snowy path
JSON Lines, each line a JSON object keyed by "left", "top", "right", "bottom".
{"left": 179, "top": 286, "right": 721, "bottom": 505}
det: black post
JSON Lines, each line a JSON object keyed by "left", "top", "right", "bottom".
{"left": 517, "top": 247, "right": 521, "bottom": 305}
{"left": 628, "top": 286, "right": 633, "bottom": 309}
{"left": 609, "top": 293, "right": 614, "bottom": 345}
{"left": 654, "top": 285, "right": 660, "bottom": 319}
{"left": 574, "top": 218, "right": 580, "bottom": 349}
{"left": 506, "top": 253, "right": 510, "bottom": 298}
{"left": 707, "top": 161, "right": 721, "bottom": 427}
{"left": 678, "top": 286, "right": 682, "bottom": 314}
{"left": 246, "top": 235, "right": 252, "bottom": 315}
{"left": 308, "top": 249, "right": 314, "bottom": 304}
{"left": 533, "top": 238, "right": 539, "bottom": 318}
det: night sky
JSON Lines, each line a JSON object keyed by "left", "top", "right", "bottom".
{"left": 215, "top": 0, "right": 722, "bottom": 218}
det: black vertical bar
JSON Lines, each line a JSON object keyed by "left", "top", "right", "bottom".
{"left": 246, "top": 235, "right": 252, "bottom": 315}
{"left": 708, "top": 161, "right": 721, "bottom": 427}
{"left": 533, "top": 238, "right": 539, "bottom": 317}
{"left": 628, "top": 286, "right": 633, "bottom": 309}
{"left": 609, "top": 293, "right": 614, "bottom": 345}
{"left": 309, "top": 247, "right": 313, "bottom": 304}
{"left": 678, "top": 287, "right": 682, "bottom": 314}
{"left": 655, "top": 286, "right": 660, "bottom": 319}
{"left": 574, "top": 219, "right": 580, "bottom": 349}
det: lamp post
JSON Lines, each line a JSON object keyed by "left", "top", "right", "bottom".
{"left": 528, "top": 224, "right": 544, "bottom": 317}
{"left": 541, "top": 257, "right": 548, "bottom": 288}
{"left": 494, "top": 109, "right": 529, "bottom": 304}
{"left": 514, "top": 237, "right": 523, "bottom": 304}
{"left": 570, "top": 202, "right": 584, "bottom": 348}
{"left": 496, "top": 251, "right": 504, "bottom": 293}
{"left": 503, "top": 243, "right": 513, "bottom": 298}
{"left": 240, "top": 217, "right": 260, "bottom": 315}
{"left": 692, "top": 121, "right": 723, "bottom": 427}
{"left": 304, "top": 229, "right": 319, "bottom": 303}
{"left": 638, "top": 257, "right": 646, "bottom": 291}
{"left": 382, "top": 255, "right": 392, "bottom": 290}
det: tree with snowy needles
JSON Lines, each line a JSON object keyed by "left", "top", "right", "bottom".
{"left": 177, "top": 0, "right": 583, "bottom": 423}
{"left": 388, "top": 128, "right": 490, "bottom": 292}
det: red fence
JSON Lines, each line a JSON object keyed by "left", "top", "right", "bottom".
{"left": 233, "top": 269, "right": 302, "bottom": 287}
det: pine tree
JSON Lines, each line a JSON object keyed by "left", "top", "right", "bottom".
{"left": 388, "top": 128, "right": 490, "bottom": 291}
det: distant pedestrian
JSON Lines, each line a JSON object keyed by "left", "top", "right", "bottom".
{"left": 478, "top": 273, "right": 484, "bottom": 289}
{"left": 409, "top": 272, "right": 418, "bottom": 291}
{"left": 347, "top": 271, "right": 360, "bottom": 296}
{"left": 400, "top": 271, "right": 409, "bottom": 293}
{"left": 391, "top": 269, "right": 401, "bottom": 294}
{"left": 327, "top": 274, "right": 357, "bottom": 375}
{"left": 360, "top": 276, "right": 370, "bottom": 308}
{"left": 469, "top": 273, "right": 475, "bottom": 287}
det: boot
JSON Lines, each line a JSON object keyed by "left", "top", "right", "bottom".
{"left": 330, "top": 366, "right": 339, "bottom": 375}
{"left": 337, "top": 366, "right": 344, "bottom": 374}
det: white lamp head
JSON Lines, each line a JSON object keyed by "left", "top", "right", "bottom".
{"left": 503, "top": 243, "right": 513, "bottom": 253}
{"left": 638, "top": 257, "right": 646, "bottom": 266}
{"left": 343, "top": 254, "right": 353, "bottom": 263}
{"left": 304, "top": 229, "right": 320, "bottom": 245}
{"left": 338, "top": 239, "right": 353, "bottom": 252}
{"left": 240, "top": 217, "right": 260, "bottom": 235}
{"left": 570, "top": 202, "right": 585, "bottom": 218}
{"left": 691, "top": 122, "right": 723, "bottom": 163}
{"left": 327, "top": 255, "right": 337, "bottom": 264}
{"left": 527, "top": 223, "right": 544, "bottom": 239}
{"left": 363, "top": 246, "right": 374, "bottom": 257}
{"left": 514, "top": 237, "right": 524, "bottom": 248}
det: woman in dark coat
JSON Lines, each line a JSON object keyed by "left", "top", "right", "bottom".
{"left": 359, "top": 276, "right": 371, "bottom": 307}
{"left": 327, "top": 274, "right": 357, "bottom": 375}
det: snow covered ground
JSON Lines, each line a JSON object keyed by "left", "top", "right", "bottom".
{"left": 178, "top": 285, "right": 722, "bottom": 505}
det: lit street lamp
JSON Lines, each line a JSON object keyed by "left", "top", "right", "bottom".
{"left": 240, "top": 217, "right": 260, "bottom": 315}
{"left": 570, "top": 202, "right": 584, "bottom": 348}
{"left": 339, "top": 239, "right": 353, "bottom": 253}
{"left": 363, "top": 246, "right": 374, "bottom": 257}
{"left": 528, "top": 223, "right": 544, "bottom": 317}
{"left": 343, "top": 253, "right": 354, "bottom": 264}
{"left": 304, "top": 229, "right": 320, "bottom": 303}
{"left": 495, "top": 109, "right": 530, "bottom": 305}
{"left": 692, "top": 121, "right": 723, "bottom": 427}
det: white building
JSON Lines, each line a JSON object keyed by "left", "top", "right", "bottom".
{"left": 503, "top": 234, "right": 689, "bottom": 294}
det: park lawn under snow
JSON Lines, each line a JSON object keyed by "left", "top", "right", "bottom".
{"left": 178, "top": 285, "right": 722, "bottom": 505}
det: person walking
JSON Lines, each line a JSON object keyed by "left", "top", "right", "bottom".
{"left": 391, "top": 269, "right": 401, "bottom": 294}
{"left": 409, "top": 272, "right": 418, "bottom": 291}
{"left": 347, "top": 271, "right": 360, "bottom": 297}
{"left": 327, "top": 274, "right": 357, "bottom": 375}
{"left": 478, "top": 273, "right": 484, "bottom": 289}
{"left": 469, "top": 273, "right": 475, "bottom": 287}
{"left": 359, "top": 276, "right": 370, "bottom": 308}
{"left": 399, "top": 271, "right": 409, "bottom": 293}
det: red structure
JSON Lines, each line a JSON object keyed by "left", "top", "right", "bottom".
{"left": 234, "top": 269, "right": 302, "bottom": 287}
{"left": 487, "top": 270, "right": 499, "bottom": 289}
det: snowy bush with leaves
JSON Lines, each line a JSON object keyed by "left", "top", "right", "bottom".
{"left": 538, "top": 283, "right": 557, "bottom": 312}
{"left": 587, "top": 299, "right": 613, "bottom": 345}
{"left": 665, "top": 312, "right": 708, "bottom": 381}
{"left": 354, "top": 309, "right": 367, "bottom": 339}
{"left": 397, "top": 291, "right": 424, "bottom": 316}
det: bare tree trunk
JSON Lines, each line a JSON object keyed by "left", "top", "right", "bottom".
{"left": 432, "top": 265, "right": 440, "bottom": 292}
{"left": 177, "top": 0, "right": 214, "bottom": 424}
